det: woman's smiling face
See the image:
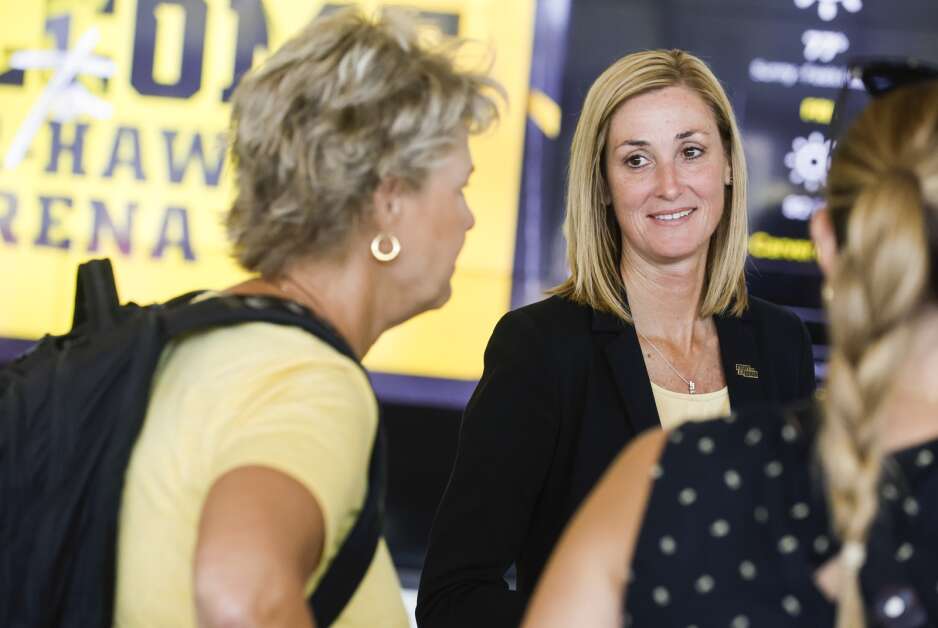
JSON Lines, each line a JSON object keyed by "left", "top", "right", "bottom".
{"left": 604, "top": 85, "right": 731, "bottom": 268}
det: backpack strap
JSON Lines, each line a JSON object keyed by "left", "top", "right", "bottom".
{"left": 161, "top": 293, "right": 386, "bottom": 627}
{"left": 72, "top": 259, "right": 120, "bottom": 332}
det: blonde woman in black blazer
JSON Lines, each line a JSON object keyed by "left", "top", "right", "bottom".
{"left": 417, "top": 49, "right": 816, "bottom": 628}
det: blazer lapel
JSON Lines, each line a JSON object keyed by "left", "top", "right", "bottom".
{"left": 594, "top": 309, "right": 660, "bottom": 434}
{"left": 566, "top": 308, "right": 661, "bottom": 516}
{"left": 714, "top": 310, "right": 771, "bottom": 409}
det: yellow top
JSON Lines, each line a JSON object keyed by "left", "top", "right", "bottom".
{"left": 651, "top": 382, "right": 731, "bottom": 430}
{"left": 114, "top": 320, "right": 409, "bottom": 628}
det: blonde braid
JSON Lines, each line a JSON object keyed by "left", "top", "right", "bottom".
{"left": 820, "top": 82, "right": 938, "bottom": 628}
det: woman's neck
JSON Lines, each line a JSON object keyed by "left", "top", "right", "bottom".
{"left": 880, "top": 308, "right": 938, "bottom": 452}
{"left": 621, "top": 249, "right": 709, "bottom": 351}
{"left": 228, "top": 254, "right": 383, "bottom": 360}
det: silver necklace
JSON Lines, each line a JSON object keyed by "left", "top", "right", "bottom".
{"left": 637, "top": 331, "right": 697, "bottom": 394}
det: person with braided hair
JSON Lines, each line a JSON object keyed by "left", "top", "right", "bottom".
{"left": 522, "top": 79, "right": 938, "bottom": 628}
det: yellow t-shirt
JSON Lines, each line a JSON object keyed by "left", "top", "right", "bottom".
{"left": 650, "top": 381, "right": 731, "bottom": 430}
{"left": 114, "top": 320, "right": 409, "bottom": 628}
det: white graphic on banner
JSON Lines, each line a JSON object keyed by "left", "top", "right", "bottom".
{"left": 2, "top": 27, "right": 115, "bottom": 171}
{"left": 784, "top": 132, "right": 830, "bottom": 192}
{"left": 794, "top": 0, "right": 862, "bottom": 22}
{"left": 782, "top": 194, "right": 824, "bottom": 221}
{"left": 749, "top": 58, "right": 862, "bottom": 90}
{"left": 802, "top": 30, "right": 849, "bottom": 62}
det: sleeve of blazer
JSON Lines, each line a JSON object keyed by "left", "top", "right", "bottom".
{"left": 796, "top": 316, "right": 817, "bottom": 400}
{"left": 416, "top": 308, "right": 559, "bottom": 628}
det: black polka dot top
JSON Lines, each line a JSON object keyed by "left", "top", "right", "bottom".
{"left": 625, "top": 402, "right": 938, "bottom": 628}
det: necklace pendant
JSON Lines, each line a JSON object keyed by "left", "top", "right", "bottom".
{"left": 688, "top": 381, "right": 696, "bottom": 395}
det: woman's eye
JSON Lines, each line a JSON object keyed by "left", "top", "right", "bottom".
{"left": 625, "top": 155, "right": 649, "bottom": 168}
{"left": 684, "top": 146, "right": 704, "bottom": 159}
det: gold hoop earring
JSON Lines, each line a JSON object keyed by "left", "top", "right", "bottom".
{"left": 370, "top": 233, "right": 401, "bottom": 262}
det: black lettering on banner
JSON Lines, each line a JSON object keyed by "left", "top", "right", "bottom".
{"left": 34, "top": 195, "right": 73, "bottom": 250}
{"left": 0, "top": 13, "right": 72, "bottom": 88}
{"left": 222, "top": 0, "right": 269, "bottom": 102}
{"left": 152, "top": 206, "right": 196, "bottom": 260}
{"left": 131, "top": 0, "right": 207, "bottom": 98}
{"left": 162, "top": 129, "right": 226, "bottom": 186}
{"left": 46, "top": 122, "right": 89, "bottom": 175}
{"left": 102, "top": 126, "right": 147, "bottom": 180}
{"left": 90, "top": 199, "right": 137, "bottom": 255}
{"left": 0, "top": 192, "right": 17, "bottom": 244}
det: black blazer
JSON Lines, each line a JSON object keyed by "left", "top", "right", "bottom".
{"left": 416, "top": 294, "right": 816, "bottom": 628}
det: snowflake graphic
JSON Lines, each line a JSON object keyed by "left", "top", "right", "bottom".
{"left": 784, "top": 132, "right": 830, "bottom": 193}
{"left": 3, "top": 27, "right": 114, "bottom": 170}
{"left": 794, "top": 0, "right": 862, "bottom": 21}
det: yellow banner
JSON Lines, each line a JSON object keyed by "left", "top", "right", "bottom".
{"left": 0, "top": 0, "right": 534, "bottom": 380}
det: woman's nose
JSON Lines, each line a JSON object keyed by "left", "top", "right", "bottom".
{"left": 655, "top": 161, "right": 681, "bottom": 200}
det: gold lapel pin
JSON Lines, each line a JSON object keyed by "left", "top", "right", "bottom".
{"left": 736, "top": 364, "right": 759, "bottom": 379}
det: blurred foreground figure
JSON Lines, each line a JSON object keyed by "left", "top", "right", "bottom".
{"left": 523, "top": 80, "right": 938, "bottom": 628}
{"left": 108, "top": 8, "right": 500, "bottom": 628}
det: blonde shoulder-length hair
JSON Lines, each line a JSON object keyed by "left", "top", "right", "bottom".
{"left": 550, "top": 49, "right": 749, "bottom": 323}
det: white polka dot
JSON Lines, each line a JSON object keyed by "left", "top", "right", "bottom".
{"left": 695, "top": 574, "right": 715, "bottom": 594}
{"left": 245, "top": 296, "right": 268, "bottom": 309}
{"left": 779, "top": 535, "right": 799, "bottom": 554}
{"left": 781, "top": 423, "right": 798, "bottom": 442}
{"left": 285, "top": 301, "right": 305, "bottom": 315}
{"left": 782, "top": 595, "right": 802, "bottom": 616}
{"left": 790, "top": 502, "right": 810, "bottom": 519}
{"left": 916, "top": 449, "right": 934, "bottom": 467}
{"left": 679, "top": 488, "right": 697, "bottom": 506}
{"left": 896, "top": 543, "right": 914, "bottom": 562}
{"left": 744, "top": 428, "right": 762, "bottom": 446}
{"left": 669, "top": 430, "right": 684, "bottom": 444}
{"left": 882, "top": 483, "right": 899, "bottom": 500}
{"left": 624, "top": 612, "right": 632, "bottom": 627}
{"left": 724, "top": 469, "right": 741, "bottom": 490}
{"left": 723, "top": 413, "right": 737, "bottom": 424}
{"left": 883, "top": 595, "right": 907, "bottom": 619}
{"left": 653, "top": 586, "right": 670, "bottom": 606}
{"left": 739, "top": 560, "right": 757, "bottom": 580}
{"left": 814, "top": 535, "right": 830, "bottom": 554}
{"left": 698, "top": 437, "right": 715, "bottom": 454}
{"left": 660, "top": 536, "right": 677, "bottom": 555}
{"left": 710, "top": 519, "right": 730, "bottom": 537}
{"left": 731, "top": 615, "right": 750, "bottom": 628}
{"left": 903, "top": 497, "right": 920, "bottom": 516}
{"left": 650, "top": 464, "right": 663, "bottom": 480}
{"left": 765, "top": 461, "right": 784, "bottom": 478}
{"left": 754, "top": 506, "right": 769, "bottom": 523}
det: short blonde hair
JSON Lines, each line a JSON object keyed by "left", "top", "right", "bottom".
{"left": 226, "top": 8, "right": 502, "bottom": 276}
{"left": 551, "top": 49, "right": 749, "bottom": 322}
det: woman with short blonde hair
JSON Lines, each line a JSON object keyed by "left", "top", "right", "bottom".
{"left": 419, "top": 49, "right": 813, "bottom": 628}
{"left": 113, "top": 8, "right": 502, "bottom": 628}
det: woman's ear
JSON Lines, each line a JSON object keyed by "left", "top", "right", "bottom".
{"left": 371, "top": 177, "right": 404, "bottom": 232}
{"left": 810, "top": 206, "right": 838, "bottom": 278}
{"left": 599, "top": 174, "right": 612, "bottom": 206}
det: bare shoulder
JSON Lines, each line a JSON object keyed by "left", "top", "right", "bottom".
{"left": 521, "top": 428, "right": 667, "bottom": 628}
{"left": 586, "top": 428, "right": 669, "bottom": 556}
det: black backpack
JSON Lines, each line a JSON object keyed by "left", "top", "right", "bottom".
{"left": 0, "top": 258, "right": 386, "bottom": 628}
